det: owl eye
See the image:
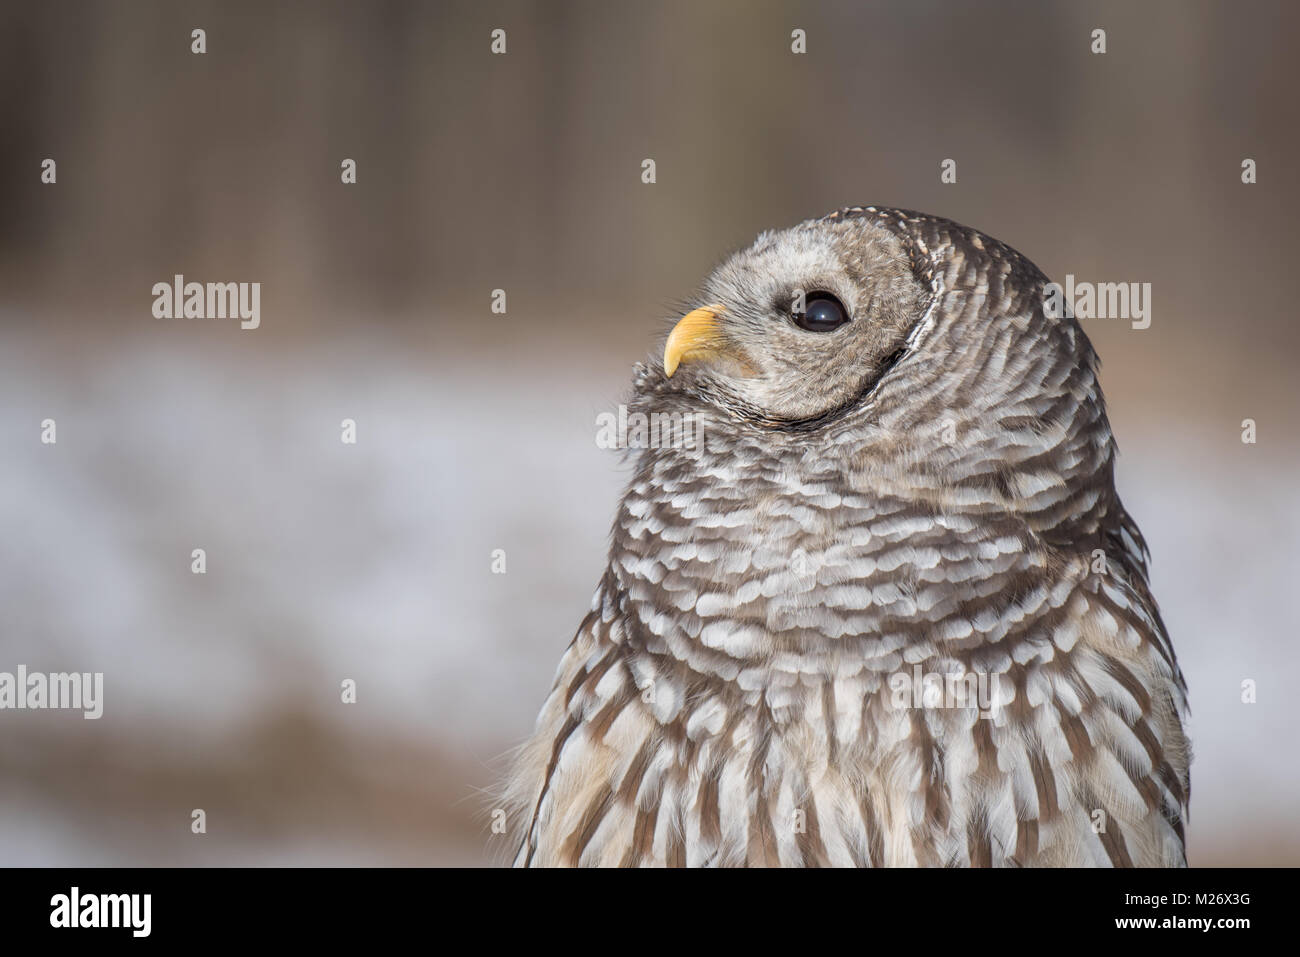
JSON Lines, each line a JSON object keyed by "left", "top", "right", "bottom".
{"left": 794, "top": 292, "right": 849, "bottom": 332}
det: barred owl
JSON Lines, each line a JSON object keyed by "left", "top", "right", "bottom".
{"left": 503, "top": 206, "right": 1190, "bottom": 867}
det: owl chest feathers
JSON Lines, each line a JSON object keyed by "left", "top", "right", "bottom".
{"left": 512, "top": 447, "right": 1186, "bottom": 867}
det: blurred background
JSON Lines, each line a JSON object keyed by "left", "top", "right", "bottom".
{"left": 0, "top": 0, "right": 1296, "bottom": 865}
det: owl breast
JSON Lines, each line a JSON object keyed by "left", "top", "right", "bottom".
{"left": 508, "top": 437, "right": 1184, "bottom": 867}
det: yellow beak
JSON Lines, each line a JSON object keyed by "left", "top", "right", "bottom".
{"left": 664, "top": 305, "right": 726, "bottom": 378}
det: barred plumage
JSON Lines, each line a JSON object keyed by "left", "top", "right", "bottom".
{"left": 504, "top": 207, "right": 1190, "bottom": 867}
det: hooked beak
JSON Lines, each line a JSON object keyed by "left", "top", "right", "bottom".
{"left": 663, "top": 305, "right": 727, "bottom": 378}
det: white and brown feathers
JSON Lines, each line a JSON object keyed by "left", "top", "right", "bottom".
{"left": 503, "top": 206, "right": 1190, "bottom": 867}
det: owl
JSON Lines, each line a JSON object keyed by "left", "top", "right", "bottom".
{"left": 503, "top": 206, "right": 1190, "bottom": 867}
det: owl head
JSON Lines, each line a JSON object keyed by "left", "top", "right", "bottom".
{"left": 632, "top": 206, "right": 1112, "bottom": 509}
{"left": 658, "top": 215, "right": 929, "bottom": 425}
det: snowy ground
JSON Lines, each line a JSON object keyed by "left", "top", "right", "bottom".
{"left": 0, "top": 326, "right": 1295, "bottom": 865}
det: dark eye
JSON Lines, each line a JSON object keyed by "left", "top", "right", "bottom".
{"left": 794, "top": 292, "right": 849, "bottom": 332}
